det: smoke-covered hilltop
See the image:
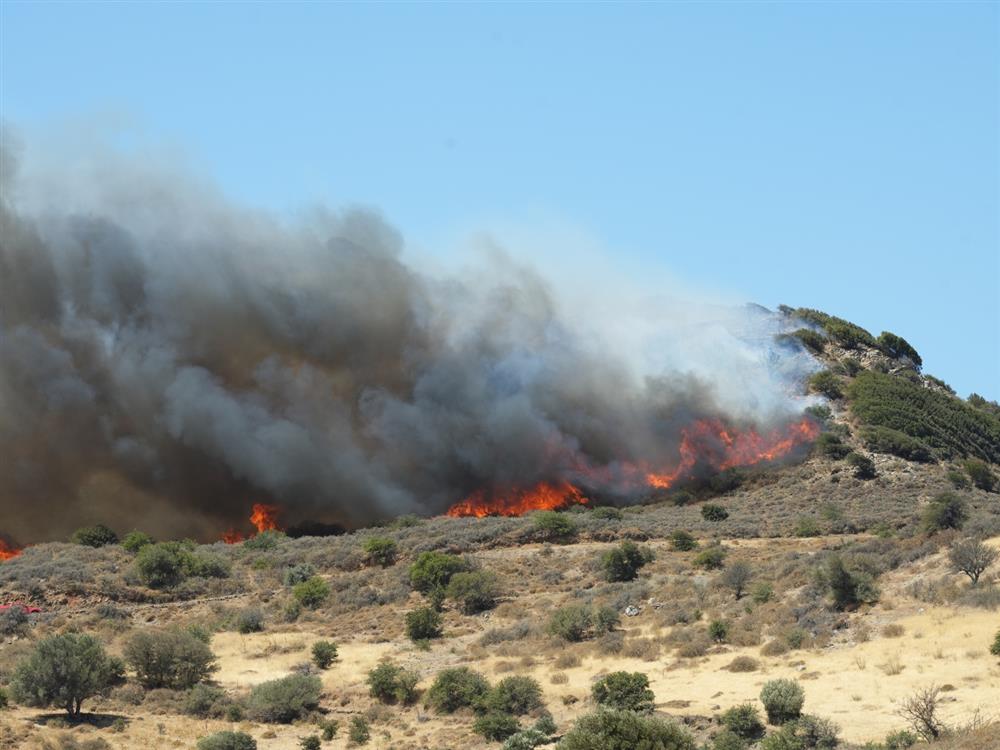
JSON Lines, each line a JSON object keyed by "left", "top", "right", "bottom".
{"left": 0, "top": 140, "right": 819, "bottom": 543}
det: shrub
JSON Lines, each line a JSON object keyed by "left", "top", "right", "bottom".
{"left": 196, "top": 732, "right": 257, "bottom": 750}
{"left": 884, "top": 730, "right": 918, "bottom": 750}
{"left": 949, "top": 538, "right": 998, "bottom": 584}
{"left": 751, "top": 581, "right": 774, "bottom": 603}
{"left": 760, "top": 679, "right": 805, "bottom": 725}
{"left": 808, "top": 371, "right": 843, "bottom": 400}
{"left": 601, "top": 541, "right": 654, "bottom": 582}
{"left": 320, "top": 721, "right": 339, "bottom": 741}
{"left": 849, "top": 371, "right": 1000, "bottom": 464}
{"left": 235, "top": 608, "right": 265, "bottom": 634}
{"left": 845, "top": 452, "right": 877, "bottom": 480}
{"left": 447, "top": 570, "right": 500, "bottom": 613}
{"left": 815, "top": 433, "right": 850, "bottom": 460}
{"left": 861, "top": 426, "right": 934, "bottom": 463}
{"left": 503, "top": 729, "right": 548, "bottom": 750}
{"left": 921, "top": 492, "right": 967, "bottom": 533}
{"left": 311, "top": 640, "right": 338, "bottom": 669}
{"left": 405, "top": 606, "right": 443, "bottom": 641}
{"left": 184, "top": 684, "right": 228, "bottom": 718}
{"left": 788, "top": 328, "right": 827, "bottom": 354}
{"left": 725, "top": 656, "right": 759, "bottom": 673}
{"left": 591, "top": 671, "right": 654, "bottom": 712}
{"left": 283, "top": 563, "right": 316, "bottom": 587}
{"left": 246, "top": 674, "right": 322, "bottom": 723}
{"left": 877, "top": 332, "right": 922, "bottom": 367}
{"left": 348, "top": 716, "right": 370, "bottom": 745}
{"left": 426, "top": 667, "right": 490, "bottom": 713}
{"left": 134, "top": 542, "right": 189, "bottom": 588}
{"left": 712, "top": 730, "right": 748, "bottom": 750}
{"left": 591, "top": 506, "right": 623, "bottom": 520}
{"left": 408, "top": 551, "right": 470, "bottom": 595}
{"left": 367, "top": 661, "right": 418, "bottom": 704}
{"left": 701, "top": 503, "right": 729, "bottom": 522}
{"left": 243, "top": 530, "right": 285, "bottom": 551}
{"left": 721, "top": 703, "right": 765, "bottom": 740}
{"left": 821, "top": 555, "right": 878, "bottom": 610}
{"left": 991, "top": 629, "right": 1000, "bottom": 657}
{"left": 964, "top": 459, "right": 997, "bottom": 491}
{"left": 122, "top": 531, "right": 154, "bottom": 553}
{"left": 532, "top": 511, "right": 578, "bottom": 542}
{"left": 694, "top": 543, "right": 728, "bottom": 570}
{"left": 11, "top": 633, "right": 118, "bottom": 716}
{"left": 71, "top": 524, "right": 119, "bottom": 548}
{"left": 299, "top": 737, "right": 320, "bottom": 750}
{"left": 670, "top": 530, "right": 698, "bottom": 551}
{"left": 124, "top": 628, "right": 217, "bottom": 689}
{"left": 292, "top": 576, "right": 330, "bottom": 608}
{"left": 794, "top": 517, "right": 821, "bottom": 537}
{"left": 0, "top": 687, "right": 8, "bottom": 709}
{"left": 547, "top": 604, "right": 618, "bottom": 642}
{"left": 947, "top": 469, "right": 970, "bottom": 489}
{"left": 362, "top": 536, "right": 398, "bottom": 567}
{"left": 483, "top": 675, "right": 543, "bottom": 715}
{"left": 475, "top": 712, "right": 522, "bottom": 742}
{"left": 0, "top": 606, "right": 28, "bottom": 637}
{"left": 186, "top": 551, "right": 230, "bottom": 579}
{"left": 558, "top": 709, "right": 696, "bottom": 750}
{"left": 720, "top": 561, "right": 753, "bottom": 599}
{"left": 708, "top": 620, "right": 729, "bottom": 643}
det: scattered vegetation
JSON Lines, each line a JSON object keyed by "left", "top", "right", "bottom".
{"left": 125, "top": 628, "right": 217, "bottom": 689}
{"left": 405, "top": 606, "right": 443, "bottom": 641}
{"left": 367, "top": 661, "right": 419, "bottom": 704}
{"left": 311, "top": 640, "right": 338, "bottom": 669}
{"left": 11, "top": 633, "right": 120, "bottom": 716}
{"left": 547, "top": 603, "right": 619, "bottom": 642}
{"left": 362, "top": 536, "right": 398, "bottom": 567}
{"left": 558, "top": 709, "right": 696, "bottom": 750}
{"left": 591, "top": 671, "right": 654, "bottom": 712}
{"left": 760, "top": 679, "right": 805, "bottom": 725}
{"left": 246, "top": 674, "right": 322, "bottom": 723}
{"left": 426, "top": 667, "right": 490, "bottom": 713}
{"left": 601, "top": 541, "right": 654, "bottom": 582}
{"left": 71, "top": 524, "right": 119, "bottom": 548}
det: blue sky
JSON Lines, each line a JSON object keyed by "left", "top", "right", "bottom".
{"left": 2, "top": 2, "right": 997, "bottom": 398}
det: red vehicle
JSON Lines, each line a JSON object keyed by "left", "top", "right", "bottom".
{"left": 0, "top": 602, "right": 42, "bottom": 614}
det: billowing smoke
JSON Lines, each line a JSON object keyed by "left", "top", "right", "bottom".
{"left": 0, "top": 134, "right": 818, "bottom": 543}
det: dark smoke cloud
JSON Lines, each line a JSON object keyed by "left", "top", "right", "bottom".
{"left": 0, "top": 134, "right": 818, "bottom": 543}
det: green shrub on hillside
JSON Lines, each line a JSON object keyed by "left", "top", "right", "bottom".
{"left": 196, "top": 732, "right": 257, "bottom": 750}
{"left": 122, "top": 531, "right": 154, "bottom": 553}
{"left": 71, "top": 524, "right": 119, "bottom": 548}
{"left": 408, "top": 551, "right": 470, "bottom": 595}
{"left": 557, "top": 709, "right": 696, "bottom": 750}
{"left": 814, "top": 433, "right": 850, "bottom": 459}
{"left": 362, "top": 536, "right": 397, "bottom": 567}
{"left": 670, "top": 530, "right": 698, "bottom": 551}
{"left": 808, "top": 371, "right": 843, "bottom": 399}
{"left": 846, "top": 452, "right": 877, "bottom": 479}
{"left": 990, "top": 629, "right": 1000, "bottom": 657}
{"left": 482, "top": 675, "right": 544, "bottom": 715}
{"left": 849, "top": 371, "right": 1000, "bottom": 463}
{"left": 348, "top": 716, "right": 370, "bottom": 745}
{"left": 311, "top": 641, "right": 338, "bottom": 669}
{"left": 426, "top": 667, "right": 490, "bottom": 713}
{"left": 11, "top": 633, "right": 119, "bottom": 716}
{"left": 964, "top": 459, "right": 996, "bottom": 492}
{"left": 601, "top": 541, "right": 654, "bottom": 582}
{"left": 877, "top": 332, "right": 922, "bottom": 367}
{"left": 367, "top": 661, "right": 419, "bottom": 704}
{"left": 921, "top": 492, "right": 967, "bottom": 534}
{"left": 547, "top": 603, "right": 618, "bottom": 642}
{"left": 693, "top": 543, "right": 728, "bottom": 570}
{"left": 292, "top": 576, "right": 330, "bottom": 608}
{"left": 721, "top": 703, "right": 765, "bottom": 740}
{"left": 405, "top": 606, "right": 443, "bottom": 641}
{"left": 124, "top": 628, "right": 217, "bottom": 689}
{"left": 474, "top": 712, "right": 521, "bottom": 742}
{"left": 532, "top": 511, "right": 578, "bottom": 542}
{"left": 591, "top": 671, "right": 654, "bottom": 712}
{"left": 789, "top": 308, "right": 876, "bottom": 350}
{"left": 446, "top": 570, "right": 500, "bottom": 613}
{"left": 701, "top": 504, "right": 729, "bottom": 522}
{"left": 760, "top": 679, "right": 805, "bottom": 725}
{"left": 246, "top": 674, "right": 321, "bottom": 723}
{"left": 860, "top": 426, "right": 934, "bottom": 463}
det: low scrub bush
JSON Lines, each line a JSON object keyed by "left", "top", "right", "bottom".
{"left": 591, "top": 671, "right": 654, "bottom": 712}
{"left": 808, "top": 371, "right": 843, "bottom": 400}
{"left": 964, "top": 459, "right": 997, "bottom": 491}
{"left": 558, "top": 709, "right": 696, "bottom": 750}
{"left": 235, "top": 608, "right": 265, "bottom": 634}
{"left": 474, "top": 712, "right": 522, "bottom": 742}
{"left": 532, "top": 511, "right": 578, "bottom": 542}
{"left": 877, "top": 332, "right": 922, "bottom": 367}
{"left": 408, "top": 551, "right": 470, "bottom": 595}
{"left": 71, "top": 524, "right": 119, "bottom": 548}
{"left": 362, "top": 536, "right": 397, "bottom": 567}
{"left": 124, "top": 628, "right": 217, "bottom": 689}
{"left": 921, "top": 492, "right": 967, "bottom": 533}
{"left": 819, "top": 555, "right": 879, "bottom": 610}
{"left": 860, "top": 426, "right": 934, "bottom": 463}
{"left": 184, "top": 684, "right": 229, "bottom": 718}
{"left": 311, "top": 640, "right": 338, "bottom": 669}
{"left": 601, "top": 541, "right": 654, "bottom": 582}
{"left": 482, "top": 675, "right": 543, "bottom": 715}
{"left": 367, "top": 661, "right": 419, "bottom": 704}
{"left": 196, "top": 732, "right": 256, "bottom": 750}
{"left": 283, "top": 563, "right": 316, "bottom": 587}
{"left": 721, "top": 703, "right": 764, "bottom": 739}
{"left": 846, "top": 452, "right": 877, "bottom": 479}
{"left": 121, "top": 531, "right": 154, "bottom": 553}
{"left": 246, "top": 674, "right": 322, "bottom": 723}
{"left": 815, "top": 433, "right": 850, "bottom": 460}
{"left": 292, "top": 576, "right": 330, "bottom": 608}
{"left": 426, "top": 667, "right": 489, "bottom": 713}
{"left": 547, "top": 603, "right": 619, "bottom": 642}
{"left": 405, "top": 606, "right": 443, "bottom": 641}
{"left": 694, "top": 543, "right": 728, "bottom": 569}
{"left": 348, "top": 716, "right": 370, "bottom": 745}
{"left": 760, "top": 679, "right": 805, "bottom": 725}
{"left": 447, "top": 570, "right": 500, "bottom": 613}
{"left": 11, "top": 633, "right": 120, "bottom": 716}
{"left": 670, "top": 530, "right": 698, "bottom": 551}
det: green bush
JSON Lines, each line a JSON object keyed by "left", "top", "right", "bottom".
{"left": 701, "top": 504, "right": 729, "bottom": 522}
{"left": 184, "top": 683, "right": 228, "bottom": 718}
{"left": 196, "top": 732, "right": 257, "bottom": 750}
{"left": 447, "top": 570, "right": 500, "bottom": 613}
{"left": 134, "top": 541, "right": 224, "bottom": 589}
{"left": 821, "top": 555, "right": 879, "bottom": 610}
{"left": 760, "top": 715, "right": 840, "bottom": 750}
{"left": 591, "top": 671, "right": 654, "bottom": 712}
{"left": 243, "top": 530, "right": 285, "bottom": 551}
{"left": 964, "top": 459, "right": 996, "bottom": 491}
{"left": 760, "top": 679, "right": 805, "bottom": 725}
{"left": 11, "top": 633, "right": 118, "bottom": 716}
{"left": 348, "top": 716, "right": 370, "bottom": 745}
{"left": 362, "top": 536, "right": 398, "bottom": 567}
{"left": 292, "top": 576, "right": 330, "bottom": 608}
{"left": 557, "top": 709, "right": 696, "bottom": 750}
{"left": 320, "top": 721, "right": 339, "bottom": 741}
{"left": 474, "top": 712, "right": 522, "bottom": 742}
{"left": 601, "top": 541, "right": 654, "bottom": 582}
{"left": 711, "top": 730, "right": 748, "bottom": 750}
{"left": 532, "top": 511, "right": 578, "bottom": 542}
{"left": 921, "top": 492, "right": 967, "bottom": 533}
{"left": 670, "top": 530, "right": 698, "bottom": 551}
{"left": 246, "top": 674, "right": 322, "bottom": 723}
{"left": 426, "top": 667, "right": 490, "bottom": 713}
{"left": 408, "top": 551, "right": 470, "bottom": 595}
{"left": 367, "top": 661, "right": 419, "bottom": 704}
{"left": 124, "top": 628, "right": 217, "bottom": 689}
{"left": 708, "top": 619, "right": 729, "bottom": 643}
{"left": 947, "top": 469, "right": 970, "bottom": 489}
{"left": 990, "top": 629, "right": 1000, "bottom": 657}
{"left": 720, "top": 561, "right": 753, "bottom": 599}
{"left": 311, "top": 640, "right": 338, "bottom": 669}
{"left": 751, "top": 581, "right": 774, "bottom": 603}
{"left": 283, "top": 563, "right": 316, "bottom": 587}
{"left": 860, "top": 426, "right": 934, "bottom": 463}
{"left": 122, "top": 531, "right": 154, "bottom": 553}
{"left": 846, "top": 452, "right": 877, "bottom": 479}
{"left": 591, "top": 506, "right": 623, "bottom": 520}
{"left": 405, "top": 606, "right": 443, "bottom": 641}
{"left": 503, "top": 729, "right": 548, "bottom": 750}
{"left": 299, "top": 737, "right": 320, "bottom": 750}
{"left": 721, "top": 703, "right": 764, "bottom": 740}
{"left": 693, "top": 543, "right": 728, "bottom": 570}
{"left": 788, "top": 308, "right": 875, "bottom": 348}
{"left": 71, "top": 524, "right": 119, "bottom": 547}
{"left": 0, "top": 687, "right": 8, "bottom": 710}
{"left": 808, "top": 371, "right": 843, "bottom": 400}
{"left": 235, "top": 608, "right": 265, "bottom": 634}
{"left": 787, "top": 328, "right": 827, "bottom": 354}
{"left": 482, "top": 675, "right": 543, "bottom": 715}
{"left": 849, "top": 371, "right": 1000, "bottom": 463}
{"left": 876, "top": 332, "right": 922, "bottom": 367}
{"left": 814, "top": 433, "right": 850, "bottom": 460}
{"left": 547, "top": 604, "right": 618, "bottom": 642}
{"left": 794, "top": 517, "right": 821, "bottom": 538}
{"left": 884, "top": 729, "right": 918, "bottom": 750}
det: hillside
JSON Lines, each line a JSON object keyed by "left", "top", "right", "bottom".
{"left": 1, "top": 307, "right": 998, "bottom": 750}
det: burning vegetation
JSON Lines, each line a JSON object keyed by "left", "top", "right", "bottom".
{"left": 0, "top": 539, "right": 22, "bottom": 562}
{"left": 221, "top": 503, "right": 284, "bottom": 544}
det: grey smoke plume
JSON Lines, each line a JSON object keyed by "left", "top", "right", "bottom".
{"left": 0, "top": 136, "right": 818, "bottom": 543}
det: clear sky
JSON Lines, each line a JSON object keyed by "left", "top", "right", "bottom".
{"left": 2, "top": 2, "right": 997, "bottom": 398}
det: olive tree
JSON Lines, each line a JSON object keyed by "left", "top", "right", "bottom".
{"left": 11, "top": 633, "right": 119, "bottom": 716}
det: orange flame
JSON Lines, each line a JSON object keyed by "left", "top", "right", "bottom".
{"left": 250, "top": 503, "right": 281, "bottom": 533}
{"left": 447, "top": 480, "right": 588, "bottom": 518}
{"left": 0, "top": 540, "right": 23, "bottom": 562}
{"left": 446, "top": 416, "right": 819, "bottom": 517}
{"left": 221, "top": 530, "right": 246, "bottom": 544}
